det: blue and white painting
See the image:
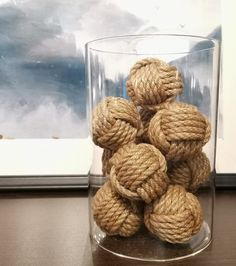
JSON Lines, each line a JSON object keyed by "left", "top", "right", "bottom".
{"left": 0, "top": 0, "right": 220, "bottom": 138}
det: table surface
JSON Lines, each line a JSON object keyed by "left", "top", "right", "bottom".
{"left": 0, "top": 188, "right": 235, "bottom": 266}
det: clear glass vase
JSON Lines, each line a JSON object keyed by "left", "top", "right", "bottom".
{"left": 86, "top": 34, "right": 220, "bottom": 262}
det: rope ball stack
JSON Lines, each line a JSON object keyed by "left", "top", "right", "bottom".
{"left": 92, "top": 57, "right": 211, "bottom": 244}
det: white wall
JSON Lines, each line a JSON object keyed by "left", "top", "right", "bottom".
{"left": 216, "top": 0, "right": 236, "bottom": 173}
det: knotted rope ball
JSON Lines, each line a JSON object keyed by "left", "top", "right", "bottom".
{"left": 92, "top": 96, "right": 142, "bottom": 150}
{"left": 92, "top": 181, "right": 142, "bottom": 237}
{"left": 144, "top": 184, "right": 203, "bottom": 244}
{"left": 168, "top": 151, "right": 211, "bottom": 192}
{"left": 148, "top": 102, "right": 211, "bottom": 161}
{"left": 110, "top": 143, "right": 169, "bottom": 203}
{"left": 126, "top": 58, "right": 183, "bottom": 108}
{"left": 101, "top": 144, "right": 131, "bottom": 177}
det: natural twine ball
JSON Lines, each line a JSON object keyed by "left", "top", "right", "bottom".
{"left": 101, "top": 144, "right": 129, "bottom": 177}
{"left": 144, "top": 184, "right": 203, "bottom": 244}
{"left": 168, "top": 151, "right": 211, "bottom": 192}
{"left": 92, "top": 96, "right": 142, "bottom": 150}
{"left": 126, "top": 58, "right": 183, "bottom": 107}
{"left": 148, "top": 102, "right": 211, "bottom": 161}
{"left": 110, "top": 143, "right": 169, "bottom": 203}
{"left": 92, "top": 181, "right": 142, "bottom": 237}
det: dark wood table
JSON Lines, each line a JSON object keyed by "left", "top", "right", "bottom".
{"left": 0, "top": 188, "right": 235, "bottom": 266}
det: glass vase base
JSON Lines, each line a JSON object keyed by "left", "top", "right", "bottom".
{"left": 91, "top": 221, "right": 211, "bottom": 262}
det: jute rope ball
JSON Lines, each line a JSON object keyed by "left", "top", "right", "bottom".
{"left": 144, "top": 184, "right": 203, "bottom": 244}
{"left": 126, "top": 58, "right": 183, "bottom": 107}
{"left": 168, "top": 151, "right": 211, "bottom": 192}
{"left": 148, "top": 101, "right": 211, "bottom": 161}
{"left": 92, "top": 96, "right": 142, "bottom": 150}
{"left": 101, "top": 144, "right": 129, "bottom": 177}
{"left": 110, "top": 143, "right": 169, "bottom": 203}
{"left": 92, "top": 181, "right": 142, "bottom": 237}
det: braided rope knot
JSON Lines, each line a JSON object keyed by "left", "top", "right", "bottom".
{"left": 144, "top": 185, "right": 203, "bottom": 243}
{"left": 148, "top": 102, "right": 211, "bottom": 161}
{"left": 110, "top": 143, "right": 169, "bottom": 203}
{"left": 168, "top": 151, "right": 211, "bottom": 192}
{"left": 92, "top": 182, "right": 142, "bottom": 237}
{"left": 126, "top": 58, "right": 183, "bottom": 107}
{"left": 92, "top": 97, "right": 142, "bottom": 150}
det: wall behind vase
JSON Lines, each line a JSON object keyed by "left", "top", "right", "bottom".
{"left": 0, "top": 0, "right": 220, "bottom": 138}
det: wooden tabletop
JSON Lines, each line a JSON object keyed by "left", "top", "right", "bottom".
{"left": 0, "top": 188, "right": 235, "bottom": 266}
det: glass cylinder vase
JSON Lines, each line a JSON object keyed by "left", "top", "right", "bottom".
{"left": 86, "top": 34, "right": 220, "bottom": 262}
